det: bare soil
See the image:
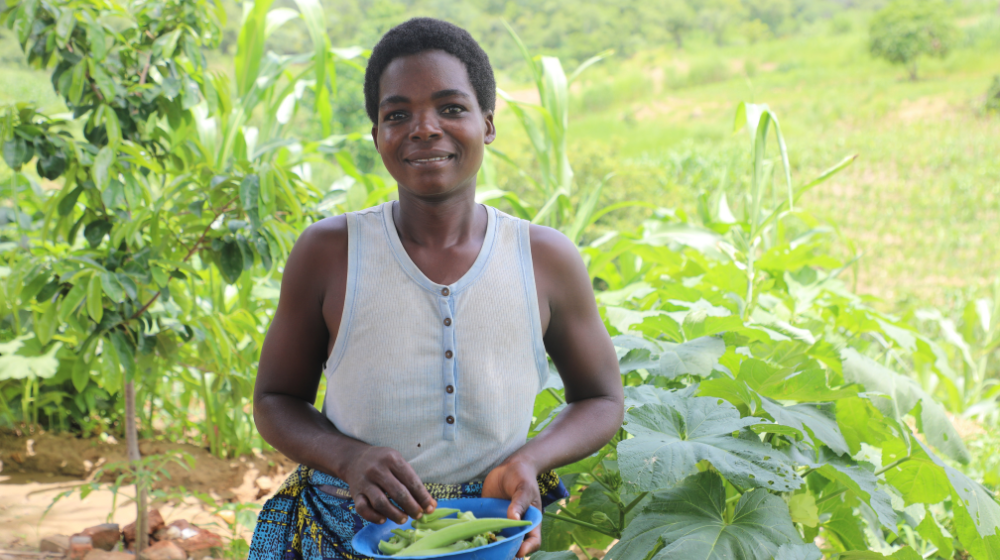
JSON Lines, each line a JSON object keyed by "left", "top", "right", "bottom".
{"left": 0, "top": 427, "right": 296, "bottom": 500}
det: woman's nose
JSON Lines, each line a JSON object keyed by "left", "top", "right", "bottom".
{"left": 410, "top": 111, "right": 442, "bottom": 141}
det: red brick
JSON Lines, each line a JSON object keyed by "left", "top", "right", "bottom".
{"left": 68, "top": 534, "right": 93, "bottom": 560}
{"left": 81, "top": 524, "right": 120, "bottom": 551}
{"left": 83, "top": 551, "right": 134, "bottom": 560}
{"left": 139, "top": 540, "right": 186, "bottom": 560}
{"left": 177, "top": 528, "right": 223, "bottom": 560}
{"left": 40, "top": 534, "right": 70, "bottom": 554}
{"left": 123, "top": 509, "right": 165, "bottom": 544}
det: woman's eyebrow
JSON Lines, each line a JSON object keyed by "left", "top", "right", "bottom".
{"left": 431, "top": 89, "right": 470, "bottom": 100}
{"left": 380, "top": 94, "right": 409, "bottom": 107}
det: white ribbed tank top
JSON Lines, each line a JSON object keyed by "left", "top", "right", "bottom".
{"left": 323, "top": 202, "right": 548, "bottom": 484}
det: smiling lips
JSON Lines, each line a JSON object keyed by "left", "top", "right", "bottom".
{"left": 406, "top": 153, "right": 455, "bottom": 166}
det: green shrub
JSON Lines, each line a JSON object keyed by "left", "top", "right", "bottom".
{"left": 987, "top": 75, "right": 1000, "bottom": 114}
{"left": 868, "top": 0, "right": 959, "bottom": 81}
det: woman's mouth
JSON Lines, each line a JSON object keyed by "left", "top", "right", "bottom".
{"left": 406, "top": 154, "right": 455, "bottom": 166}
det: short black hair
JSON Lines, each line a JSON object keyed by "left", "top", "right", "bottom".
{"left": 364, "top": 18, "right": 496, "bottom": 124}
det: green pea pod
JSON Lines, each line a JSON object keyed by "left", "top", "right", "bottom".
{"left": 393, "top": 518, "right": 531, "bottom": 556}
{"left": 420, "top": 508, "right": 460, "bottom": 523}
{"left": 411, "top": 518, "right": 468, "bottom": 531}
{"left": 379, "top": 539, "right": 407, "bottom": 555}
{"left": 394, "top": 541, "right": 472, "bottom": 558}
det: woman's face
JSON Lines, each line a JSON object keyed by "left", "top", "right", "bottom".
{"left": 372, "top": 50, "right": 495, "bottom": 199}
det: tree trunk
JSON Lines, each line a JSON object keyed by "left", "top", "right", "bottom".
{"left": 673, "top": 30, "right": 684, "bottom": 49}
{"left": 908, "top": 61, "right": 919, "bottom": 81}
{"left": 124, "top": 381, "right": 148, "bottom": 554}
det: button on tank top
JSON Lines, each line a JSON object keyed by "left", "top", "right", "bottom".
{"left": 323, "top": 202, "right": 548, "bottom": 484}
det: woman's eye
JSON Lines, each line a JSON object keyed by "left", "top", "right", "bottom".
{"left": 442, "top": 105, "right": 465, "bottom": 115}
{"left": 385, "top": 111, "right": 406, "bottom": 122}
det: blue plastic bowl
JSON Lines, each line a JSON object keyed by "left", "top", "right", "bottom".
{"left": 351, "top": 498, "right": 541, "bottom": 560}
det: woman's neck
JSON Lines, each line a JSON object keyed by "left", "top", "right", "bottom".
{"left": 393, "top": 187, "right": 485, "bottom": 250}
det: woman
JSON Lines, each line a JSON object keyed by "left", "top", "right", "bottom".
{"left": 249, "top": 18, "right": 623, "bottom": 560}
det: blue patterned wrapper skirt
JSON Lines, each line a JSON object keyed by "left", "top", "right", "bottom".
{"left": 248, "top": 465, "right": 569, "bottom": 560}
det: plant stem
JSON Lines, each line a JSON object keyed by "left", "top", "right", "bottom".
{"left": 543, "top": 512, "right": 618, "bottom": 538}
{"left": 571, "top": 534, "right": 595, "bottom": 560}
{"left": 815, "top": 488, "right": 846, "bottom": 505}
{"left": 622, "top": 492, "right": 648, "bottom": 515}
{"left": 124, "top": 380, "right": 148, "bottom": 554}
{"left": 546, "top": 387, "right": 565, "bottom": 404}
{"left": 874, "top": 455, "right": 911, "bottom": 476}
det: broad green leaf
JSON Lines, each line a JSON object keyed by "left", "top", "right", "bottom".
{"left": 774, "top": 543, "right": 822, "bottom": 560}
{"left": 59, "top": 281, "right": 87, "bottom": 321}
{"left": 93, "top": 146, "right": 115, "bottom": 190}
{"left": 55, "top": 9, "right": 75, "bottom": 44}
{"left": 841, "top": 349, "right": 969, "bottom": 464}
{"left": 618, "top": 397, "right": 801, "bottom": 493}
{"left": 607, "top": 472, "right": 801, "bottom": 560}
{"left": 0, "top": 342, "right": 61, "bottom": 380}
{"left": 103, "top": 106, "right": 121, "bottom": 146}
{"left": 835, "top": 548, "right": 922, "bottom": 559}
{"left": 614, "top": 335, "right": 725, "bottom": 379}
{"left": 34, "top": 302, "right": 59, "bottom": 345}
{"left": 836, "top": 395, "right": 904, "bottom": 455}
{"left": 916, "top": 510, "right": 953, "bottom": 560}
{"left": 86, "top": 274, "right": 104, "bottom": 323}
{"left": 219, "top": 241, "right": 244, "bottom": 284}
{"left": 109, "top": 331, "right": 135, "bottom": 381}
{"left": 880, "top": 437, "right": 950, "bottom": 505}
{"left": 100, "top": 271, "right": 125, "bottom": 302}
{"left": 790, "top": 445, "right": 896, "bottom": 531}
{"left": 58, "top": 185, "right": 84, "bottom": 216}
{"left": 760, "top": 399, "right": 849, "bottom": 456}
{"left": 739, "top": 359, "right": 856, "bottom": 402}
{"left": 623, "top": 384, "right": 698, "bottom": 409}
{"left": 902, "top": 439, "right": 1000, "bottom": 554}
{"left": 89, "top": 61, "right": 116, "bottom": 101}
{"left": 822, "top": 496, "right": 868, "bottom": 551}
{"left": 529, "top": 553, "right": 577, "bottom": 560}
{"left": 698, "top": 376, "right": 763, "bottom": 414}
{"left": 240, "top": 174, "right": 261, "bottom": 230}
{"left": 71, "top": 359, "right": 90, "bottom": 392}
{"left": 788, "top": 494, "right": 818, "bottom": 527}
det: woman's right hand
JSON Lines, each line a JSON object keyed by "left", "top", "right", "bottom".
{"left": 344, "top": 446, "right": 437, "bottom": 525}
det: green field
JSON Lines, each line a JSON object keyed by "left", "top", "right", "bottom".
{"left": 3, "top": 8, "right": 999, "bottom": 308}
{"left": 490, "top": 12, "right": 1000, "bottom": 306}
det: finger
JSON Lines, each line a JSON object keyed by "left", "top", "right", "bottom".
{"left": 389, "top": 460, "right": 437, "bottom": 513}
{"left": 379, "top": 475, "right": 427, "bottom": 521}
{"left": 517, "top": 527, "right": 541, "bottom": 558}
{"left": 354, "top": 493, "right": 385, "bottom": 524}
{"left": 507, "top": 484, "right": 539, "bottom": 521}
{"left": 368, "top": 488, "right": 409, "bottom": 525}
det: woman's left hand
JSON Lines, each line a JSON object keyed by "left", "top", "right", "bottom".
{"left": 482, "top": 458, "right": 541, "bottom": 558}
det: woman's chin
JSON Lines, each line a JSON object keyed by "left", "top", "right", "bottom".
{"left": 398, "top": 178, "right": 474, "bottom": 200}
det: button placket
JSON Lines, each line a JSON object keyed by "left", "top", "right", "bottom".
{"left": 439, "top": 288, "right": 458, "bottom": 440}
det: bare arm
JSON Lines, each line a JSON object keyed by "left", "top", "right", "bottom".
{"left": 483, "top": 224, "right": 624, "bottom": 557}
{"left": 253, "top": 216, "right": 434, "bottom": 524}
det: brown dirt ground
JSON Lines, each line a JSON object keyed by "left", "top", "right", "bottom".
{"left": 0, "top": 427, "right": 296, "bottom": 500}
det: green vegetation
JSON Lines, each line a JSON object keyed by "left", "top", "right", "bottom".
{"left": 379, "top": 513, "right": 529, "bottom": 557}
{"left": 1, "top": 0, "right": 999, "bottom": 558}
{"left": 868, "top": 0, "right": 959, "bottom": 81}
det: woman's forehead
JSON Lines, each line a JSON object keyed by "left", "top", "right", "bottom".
{"left": 379, "top": 50, "right": 474, "bottom": 100}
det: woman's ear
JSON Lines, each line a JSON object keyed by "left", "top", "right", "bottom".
{"left": 371, "top": 125, "right": 380, "bottom": 152}
{"left": 483, "top": 111, "right": 496, "bottom": 145}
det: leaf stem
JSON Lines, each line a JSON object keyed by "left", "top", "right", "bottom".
{"left": 874, "top": 455, "right": 911, "bottom": 476}
{"left": 571, "top": 534, "right": 596, "bottom": 560}
{"left": 622, "top": 492, "right": 648, "bottom": 515}
{"left": 815, "top": 488, "right": 846, "bottom": 505}
{"left": 542, "top": 512, "right": 618, "bottom": 538}
{"left": 546, "top": 387, "right": 565, "bottom": 404}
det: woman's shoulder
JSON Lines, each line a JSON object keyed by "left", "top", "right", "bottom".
{"left": 285, "top": 215, "right": 349, "bottom": 277}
